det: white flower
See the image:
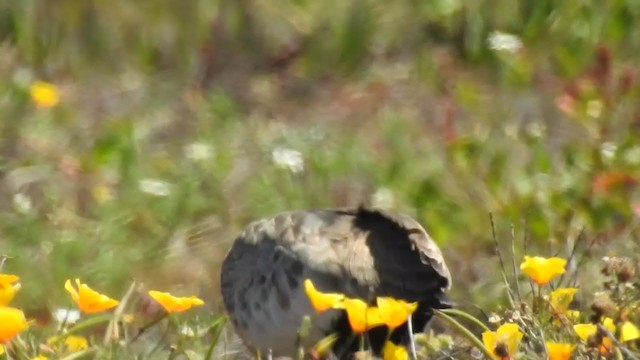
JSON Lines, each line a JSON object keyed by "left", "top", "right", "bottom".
{"left": 488, "top": 313, "right": 501, "bottom": 324}
{"left": 504, "top": 124, "right": 519, "bottom": 138}
{"left": 525, "top": 122, "right": 546, "bottom": 138}
{"left": 184, "top": 142, "right": 214, "bottom": 161}
{"left": 488, "top": 31, "right": 523, "bottom": 52}
{"left": 587, "top": 99, "right": 603, "bottom": 118}
{"left": 600, "top": 142, "right": 617, "bottom": 161}
{"left": 624, "top": 146, "right": 640, "bottom": 165}
{"left": 272, "top": 147, "right": 304, "bottom": 174}
{"left": 139, "top": 179, "right": 171, "bottom": 196}
{"left": 53, "top": 308, "right": 81, "bottom": 324}
{"left": 371, "top": 188, "right": 395, "bottom": 209}
{"left": 12, "top": 67, "right": 33, "bottom": 87}
{"left": 13, "top": 193, "right": 32, "bottom": 214}
{"left": 179, "top": 324, "right": 208, "bottom": 337}
{"left": 509, "top": 310, "right": 523, "bottom": 321}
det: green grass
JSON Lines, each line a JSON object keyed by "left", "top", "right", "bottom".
{"left": 1, "top": 0, "right": 640, "bottom": 358}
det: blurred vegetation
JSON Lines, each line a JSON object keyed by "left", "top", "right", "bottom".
{"left": 1, "top": 0, "right": 640, "bottom": 338}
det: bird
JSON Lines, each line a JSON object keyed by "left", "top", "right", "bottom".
{"left": 220, "top": 206, "right": 451, "bottom": 358}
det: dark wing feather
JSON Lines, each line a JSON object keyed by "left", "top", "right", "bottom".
{"left": 351, "top": 206, "right": 451, "bottom": 299}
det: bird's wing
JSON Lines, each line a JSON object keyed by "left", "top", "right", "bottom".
{"left": 372, "top": 207, "right": 451, "bottom": 286}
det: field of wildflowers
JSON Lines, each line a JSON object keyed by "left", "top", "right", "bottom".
{"left": 2, "top": 0, "right": 640, "bottom": 359}
{"left": 3, "top": 251, "right": 640, "bottom": 358}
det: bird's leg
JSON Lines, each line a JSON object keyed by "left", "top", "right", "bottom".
{"left": 407, "top": 314, "right": 417, "bottom": 360}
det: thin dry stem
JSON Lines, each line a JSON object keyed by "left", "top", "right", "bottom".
{"left": 490, "top": 213, "right": 515, "bottom": 307}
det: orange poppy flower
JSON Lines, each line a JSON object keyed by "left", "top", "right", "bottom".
{"left": 0, "top": 274, "right": 20, "bottom": 306}
{"left": 520, "top": 256, "right": 567, "bottom": 285}
{"left": 0, "top": 306, "right": 28, "bottom": 342}
{"left": 64, "top": 279, "right": 119, "bottom": 314}
{"left": 545, "top": 342, "right": 574, "bottom": 360}
{"left": 304, "top": 279, "right": 344, "bottom": 312}
{"left": 382, "top": 341, "right": 409, "bottom": 360}
{"left": 30, "top": 81, "right": 60, "bottom": 109}
{"left": 482, "top": 323, "right": 523, "bottom": 360}
{"left": 147, "top": 291, "right": 204, "bottom": 313}
{"left": 343, "top": 298, "right": 384, "bottom": 333}
{"left": 376, "top": 297, "right": 418, "bottom": 330}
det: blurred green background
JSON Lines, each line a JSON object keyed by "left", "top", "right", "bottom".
{"left": 1, "top": 0, "right": 640, "bottom": 320}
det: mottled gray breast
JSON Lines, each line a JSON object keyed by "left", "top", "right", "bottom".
{"left": 220, "top": 207, "right": 451, "bottom": 356}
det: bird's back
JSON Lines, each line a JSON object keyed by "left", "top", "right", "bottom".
{"left": 220, "top": 207, "right": 450, "bottom": 357}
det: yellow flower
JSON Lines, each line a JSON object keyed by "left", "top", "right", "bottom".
{"left": 0, "top": 306, "right": 28, "bottom": 342}
{"left": 520, "top": 256, "right": 567, "bottom": 285}
{"left": 382, "top": 341, "right": 409, "bottom": 360}
{"left": 545, "top": 342, "right": 575, "bottom": 360}
{"left": 602, "top": 317, "right": 616, "bottom": 333}
{"left": 91, "top": 185, "right": 113, "bottom": 204}
{"left": 553, "top": 309, "right": 581, "bottom": 327}
{"left": 0, "top": 344, "right": 4, "bottom": 355}
{"left": 573, "top": 323, "right": 597, "bottom": 341}
{"left": 621, "top": 321, "right": 640, "bottom": 342}
{"left": 64, "top": 279, "right": 119, "bottom": 314}
{"left": 549, "top": 288, "right": 577, "bottom": 313}
{"left": 147, "top": 291, "right": 204, "bottom": 313}
{"left": 31, "top": 356, "right": 48, "bottom": 360}
{"left": 566, "top": 310, "right": 580, "bottom": 322}
{"left": 64, "top": 335, "right": 88, "bottom": 351}
{"left": 29, "top": 81, "right": 60, "bottom": 109}
{"left": 574, "top": 322, "right": 614, "bottom": 355}
{"left": 0, "top": 275, "right": 19, "bottom": 286}
{"left": 0, "top": 274, "right": 21, "bottom": 306}
{"left": 304, "top": 279, "right": 345, "bottom": 312}
{"left": 482, "top": 323, "right": 523, "bottom": 360}
{"left": 343, "top": 298, "right": 384, "bottom": 333}
{"left": 48, "top": 334, "right": 88, "bottom": 352}
{"left": 376, "top": 297, "right": 418, "bottom": 330}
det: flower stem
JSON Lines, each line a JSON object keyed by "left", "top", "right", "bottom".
{"left": 438, "top": 308, "right": 492, "bottom": 332}
{"left": 434, "top": 310, "right": 495, "bottom": 360}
